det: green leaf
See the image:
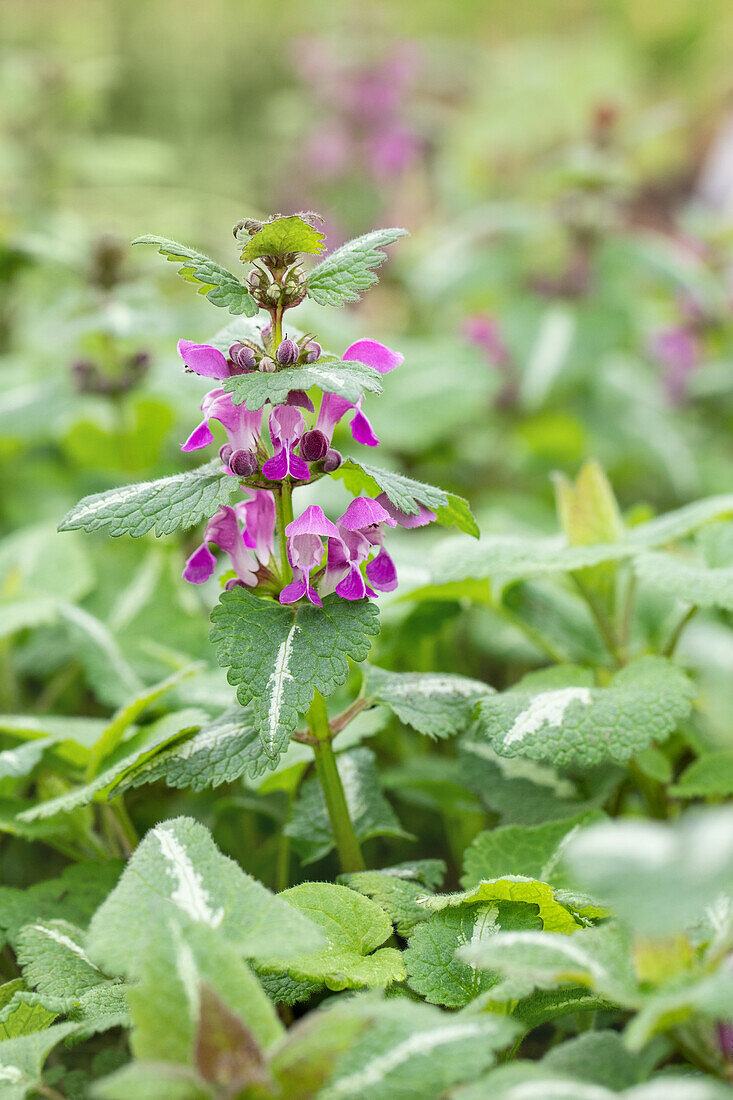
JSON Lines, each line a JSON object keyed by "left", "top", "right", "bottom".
{"left": 317, "top": 996, "right": 521, "bottom": 1100}
{"left": 554, "top": 461, "right": 624, "bottom": 548}
{"left": 285, "top": 748, "right": 410, "bottom": 864}
{"left": 269, "top": 1008, "right": 368, "bottom": 1100}
{"left": 333, "top": 458, "right": 479, "bottom": 537}
{"left": 462, "top": 1068, "right": 733, "bottom": 1099}
{"left": 669, "top": 751, "right": 733, "bottom": 798}
{"left": 210, "top": 590, "right": 379, "bottom": 761}
{"left": 365, "top": 667, "right": 490, "bottom": 739}
{"left": 16, "top": 920, "right": 105, "bottom": 999}
{"left": 17, "top": 711, "right": 204, "bottom": 822}
{"left": 0, "top": 990, "right": 57, "bottom": 1040}
{"left": 111, "top": 706, "right": 274, "bottom": 794}
{"left": 237, "top": 215, "right": 325, "bottom": 262}
{"left": 424, "top": 494, "right": 733, "bottom": 592}
{"left": 563, "top": 807, "right": 733, "bottom": 933}
{"left": 474, "top": 658, "right": 695, "bottom": 767}
{"left": 541, "top": 1030, "right": 649, "bottom": 1090}
{"left": 0, "top": 862, "right": 123, "bottom": 948}
{"left": 306, "top": 227, "right": 408, "bottom": 306}
{"left": 67, "top": 983, "right": 130, "bottom": 1042}
{"left": 93, "top": 1061, "right": 213, "bottom": 1100}
{"left": 127, "top": 924, "right": 281, "bottom": 1066}
{"left": 458, "top": 739, "right": 621, "bottom": 826}
{"left": 423, "top": 877, "right": 587, "bottom": 935}
{"left": 58, "top": 461, "right": 239, "bottom": 539}
{"left": 86, "top": 817, "right": 323, "bottom": 979}
{"left": 458, "top": 922, "right": 638, "bottom": 1007}
{"left": 132, "top": 236, "right": 257, "bottom": 315}
{"left": 222, "top": 358, "right": 382, "bottom": 411}
{"left": 0, "top": 739, "right": 53, "bottom": 781}
{"left": 259, "top": 883, "right": 405, "bottom": 992}
{"left": 461, "top": 812, "right": 604, "bottom": 890}
{"left": 635, "top": 551, "right": 733, "bottom": 610}
{"left": 339, "top": 861, "right": 446, "bottom": 937}
{"left": 86, "top": 666, "right": 202, "bottom": 778}
{"left": 405, "top": 902, "right": 542, "bottom": 1007}
{"left": 0, "top": 1022, "right": 78, "bottom": 1100}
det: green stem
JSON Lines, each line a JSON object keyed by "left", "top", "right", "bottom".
{"left": 271, "top": 305, "right": 283, "bottom": 347}
{"left": 275, "top": 481, "right": 295, "bottom": 583}
{"left": 493, "top": 603, "right": 569, "bottom": 665}
{"left": 307, "top": 691, "right": 365, "bottom": 873}
{"left": 276, "top": 790, "right": 294, "bottom": 893}
{"left": 662, "top": 604, "right": 697, "bottom": 659}
{"left": 109, "top": 797, "right": 139, "bottom": 855}
{"left": 572, "top": 576, "right": 622, "bottom": 667}
{"left": 628, "top": 759, "right": 669, "bottom": 820}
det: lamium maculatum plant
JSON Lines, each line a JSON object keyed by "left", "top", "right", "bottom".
{"left": 60, "top": 212, "right": 478, "bottom": 873}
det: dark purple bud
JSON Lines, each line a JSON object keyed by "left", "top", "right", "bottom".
{"left": 228, "top": 449, "right": 258, "bottom": 478}
{"left": 286, "top": 389, "right": 315, "bottom": 413}
{"left": 276, "top": 338, "right": 299, "bottom": 365}
{"left": 322, "top": 448, "right": 343, "bottom": 473}
{"left": 219, "top": 444, "right": 234, "bottom": 466}
{"left": 300, "top": 429, "right": 328, "bottom": 462}
{"left": 228, "top": 343, "right": 256, "bottom": 374}
{"left": 225, "top": 578, "right": 247, "bottom": 591}
{"left": 305, "top": 340, "right": 322, "bottom": 363}
{"left": 259, "top": 356, "right": 276, "bottom": 373}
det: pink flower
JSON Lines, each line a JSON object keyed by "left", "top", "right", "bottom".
{"left": 181, "top": 389, "right": 262, "bottom": 455}
{"left": 262, "top": 405, "right": 310, "bottom": 481}
{"left": 279, "top": 505, "right": 340, "bottom": 607}
{"left": 183, "top": 506, "right": 258, "bottom": 586}
{"left": 316, "top": 339, "right": 403, "bottom": 449}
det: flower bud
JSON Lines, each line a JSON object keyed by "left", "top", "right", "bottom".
{"left": 300, "top": 429, "right": 329, "bottom": 462}
{"left": 259, "top": 356, "right": 276, "bottom": 373}
{"left": 225, "top": 578, "right": 247, "bottom": 590}
{"left": 304, "top": 340, "right": 322, "bottom": 363}
{"left": 276, "top": 338, "right": 299, "bottom": 365}
{"left": 219, "top": 443, "right": 234, "bottom": 466}
{"left": 229, "top": 449, "right": 258, "bottom": 477}
{"left": 228, "top": 343, "right": 256, "bottom": 373}
{"left": 265, "top": 284, "right": 281, "bottom": 305}
{"left": 322, "top": 448, "right": 343, "bottom": 473}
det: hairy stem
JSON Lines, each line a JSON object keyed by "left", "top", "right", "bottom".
{"left": 307, "top": 691, "right": 365, "bottom": 873}
{"left": 572, "top": 575, "right": 622, "bottom": 667}
{"left": 275, "top": 481, "right": 294, "bottom": 584}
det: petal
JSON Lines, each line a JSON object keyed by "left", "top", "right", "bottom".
{"left": 342, "top": 339, "right": 403, "bottom": 375}
{"left": 262, "top": 449, "right": 289, "bottom": 481}
{"left": 350, "top": 406, "right": 380, "bottom": 447}
{"left": 288, "top": 453, "right": 311, "bottom": 481}
{"left": 339, "top": 496, "right": 395, "bottom": 531}
{"left": 366, "top": 547, "right": 398, "bottom": 592}
{"left": 336, "top": 565, "right": 375, "bottom": 601}
{"left": 182, "top": 543, "right": 216, "bottom": 584}
{"left": 316, "top": 392, "right": 354, "bottom": 440}
{"left": 286, "top": 505, "right": 341, "bottom": 540}
{"left": 181, "top": 419, "right": 215, "bottom": 452}
{"left": 279, "top": 579, "right": 307, "bottom": 604}
{"left": 178, "top": 340, "right": 230, "bottom": 380}
{"left": 375, "top": 492, "right": 436, "bottom": 528}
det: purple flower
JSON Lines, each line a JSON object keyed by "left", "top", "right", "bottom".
{"left": 323, "top": 527, "right": 376, "bottom": 601}
{"left": 178, "top": 340, "right": 231, "bottom": 380}
{"left": 375, "top": 491, "right": 436, "bottom": 529}
{"left": 182, "top": 389, "right": 263, "bottom": 455}
{"left": 277, "top": 338, "right": 300, "bottom": 365}
{"left": 463, "top": 315, "right": 510, "bottom": 367}
{"left": 237, "top": 490, "right": 276, "bottom": 564}
{"left": 280, "top": 505, "right": 340, "bottom": 607}
{"left": 316, "top": 339, "right": 403, "bottom": 449}
{"left": 369, "top": 126, "right": 421, "bottom": 179}
{"left": 262, "top": 405, "right": 310, "bottom": 481}
{"left": 183, "top": 505, "right": 258, "bottom": 586}
{"left": 650, "top": 325, "right": 700, "bottom": 404}
{"left": 338, "top": 496, "right": 398, "bottom": 593}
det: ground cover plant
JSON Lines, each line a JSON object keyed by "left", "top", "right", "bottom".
{"left": 1, "top": 205, "right": 733, "bottom": 1099}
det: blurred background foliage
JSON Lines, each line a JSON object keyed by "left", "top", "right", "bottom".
{"left": 2, "top": 0, "right": 733, "bottom": 889}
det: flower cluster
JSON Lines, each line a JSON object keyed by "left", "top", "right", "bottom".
{"left": 180, "top": 328, "right": 434, "bottom": 605}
